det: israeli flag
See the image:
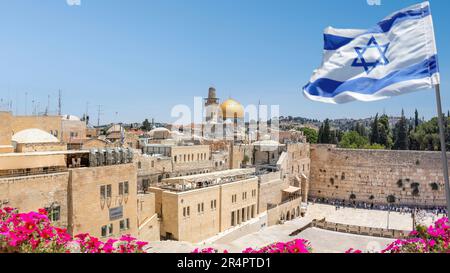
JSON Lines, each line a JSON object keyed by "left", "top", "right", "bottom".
{"left": 303, "top": 1, "right": 440, "bottom": 104}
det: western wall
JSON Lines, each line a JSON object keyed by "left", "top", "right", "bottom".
{"left": 309, "top": 144, "right": 450, "bottom": 207}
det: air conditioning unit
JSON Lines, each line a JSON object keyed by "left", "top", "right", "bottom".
{"left": 106, "top": 149, "right": 113, "bottom": 165}
{"left": 98, "top": 150, "right": 106, "bottom": 166}
{"left": 89, "top": 149, "right": 97, "bottom": 167}
{"left": 119, "top": 148, "right": 126, "bottom": 164}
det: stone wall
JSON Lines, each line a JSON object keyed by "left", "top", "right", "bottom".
{"left": 0, "top": 112, "right": 13, "bottom": 152}
{"left": 267, "top": 197, "right": 303, "bottom": 226}
{"left": 0, "top": 172, "right": 69, "bottom": 228}
{"left": 68, "top": 164, "right": 138, "bottom": 238}
{"left": 258, "top": 172, "right": 288, "bottom": 213}
{"left": 11, "top": 116, "right": 62, "bottom": 140}
{"left": 309, "top": 145, "right": 450, "bottom": 207}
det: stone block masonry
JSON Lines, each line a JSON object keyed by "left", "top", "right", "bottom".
{"left": 309, "top": 145, "right": 450, "bottom": 207}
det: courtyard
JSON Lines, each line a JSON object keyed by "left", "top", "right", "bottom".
{"left": 146, "top": 203, "right": 444, "bottom": 253}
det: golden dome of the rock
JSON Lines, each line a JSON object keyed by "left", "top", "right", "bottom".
{"left": 220, "top": 98, "right": 244, "bottom": 119}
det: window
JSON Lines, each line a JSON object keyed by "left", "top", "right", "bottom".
{"left": 138, "top": 162, "right": 142, "bottom": 169}
{"left": 187, "top": 206, "right": 190, "bottom": 216}
{"left": 47, "top": 206, "right": 60, "bottom": 222}
{"left": 119, "top": 182, "right": 129, "bottom": 196}
{"left": 151, "top": 161, "right": 155, "bottom": 168}
{"left": 242, "top": 192, "right": 247, "bottom": 200}
{"left": 101, "top": 225, "right": 107, "bottom": 237}
{"left": 183, "top": 207, "right": 186, "bottom": 217}
{"left": 106, "top": 184, "right": 112, "bottom": 198}
{"left": 232, "top": 194, "right": 237, "bottom": 203}
{"left": 101, "top": 223, "right": 114, "bottom": 237}
{"left": 120, "top": 219, "right": 130, "bottom": 231}
{"left": 211, "top": 200, "right": 217, "bottom": 210}
{"left": 100, "top": 185, "right": 106, "bottom": 199}
{"left": 197, "top": 203, "right": 204, "bottom": 213}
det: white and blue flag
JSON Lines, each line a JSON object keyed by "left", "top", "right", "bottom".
{"left": 303, "top": 1, "right": 440, "bottom": 104}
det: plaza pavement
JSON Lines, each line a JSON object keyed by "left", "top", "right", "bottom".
{"left": 146, "top": 203, "right": 442, "bottom": 253}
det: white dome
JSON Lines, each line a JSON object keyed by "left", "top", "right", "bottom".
{"left": 12, "top": 129, "right": 59, "bottom": 144}
{"left": 62, "top": 115, "right": 80, "bottom": 121}
{"left": 150, "top": 127, "right": 170, "bottom": 133}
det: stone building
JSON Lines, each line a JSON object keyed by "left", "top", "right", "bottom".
{"left": 149, "top": 169, "right": 258, "bottom": 243}
{"left": 0, "top": 113, "right": 160, "bottom": 242}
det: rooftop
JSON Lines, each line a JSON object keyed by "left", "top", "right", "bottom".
{"left": 158, "top": 168, "right": 256, "bottom": 192}
{"left": 12, "top": 129, "right": 59, "bottom": 144}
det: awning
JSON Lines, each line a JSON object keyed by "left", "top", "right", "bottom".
{"left": 282, "top": 186, "right": 301, "bottom": 194}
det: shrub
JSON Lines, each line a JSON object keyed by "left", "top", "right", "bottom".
{"left": 387, "top": 195, "right": 396, "bottom": 203}
{"left": 382, "top": 217, "right": 449, "bottom": 253}
{"left": 430, "top": 183, "right": 439, "bottom": 191}
{"left": 0, "top": 207, "right": 148, "bottom": 253}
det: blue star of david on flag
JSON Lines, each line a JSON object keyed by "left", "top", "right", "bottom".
{"left": 351, "top": 36, "right": 390, "bottom": 74}
{"left": 303, "top": 2, "right": 440, "bottom": 104}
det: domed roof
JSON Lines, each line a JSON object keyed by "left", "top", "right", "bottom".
{"left": 12, "top": 129, "right": 59, "bottom": 144}
{"left": 62, "top": 115, "right": 80, "bottom": 121}
{"left": 150, "top": 127, "right": 170, "bottom": 133}
{"left": 221, "top": 98, "right": 244, "bottom": 119}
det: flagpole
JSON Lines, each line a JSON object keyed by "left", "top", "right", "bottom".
{"left": 434, "top": 84, "right": 450, "bottom": 216}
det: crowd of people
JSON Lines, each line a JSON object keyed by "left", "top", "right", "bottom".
{"left": 309, "top": 197, "right": 448, "bottom": 217}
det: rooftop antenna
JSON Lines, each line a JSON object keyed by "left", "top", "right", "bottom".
{"left": 32, "top": 99, "right": 36, "bottom": 115}
{"left": 85, "top": 101, "right": 90, "bottom": 125}
{"left": 58, "top": 90, "right": 62, "bottom": 116}
{"left": 97, "top": 105, "right": 103, "bottom": 127}
{"left": 45, "top": 94, "right": 50, "bottom": 116}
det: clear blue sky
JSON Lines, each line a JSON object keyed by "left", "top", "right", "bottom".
{"left": 0, "top": 0, "right": 449, "bottom": 124}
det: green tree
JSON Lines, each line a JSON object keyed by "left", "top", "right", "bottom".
{"left": 353, "top": 122, "right": 366, "bottom": 137}
{"left": 378, "top": 114, "right": 392, "bottom": 149}
{"left": 370, "top": 114, "right": 380, "bottom": 145}
{"left": 339, "top": 131, "right": 369, "bottom": 149}
{"left": 298, "top": 127, "right": 318, "bottom": 144}
{"left": 393, "top": 110, "right": 409, "bottom": 150}
{"left": 141, "top": 119, "right": 152, "bottom": 131}
{"left": 322, "top": 119, "right": 331, "bottom": 144}
{"left": 414, "top": 109, "right": 419, "bottom": 130}
{"left": 318, "top": 124, "right": 323, "bottom": 143}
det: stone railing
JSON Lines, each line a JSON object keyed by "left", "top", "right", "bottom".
{"left": 258, "top": 171, "right": 282, "bottom": 184}
{"left": 310, "top": 218, "right": 410, "bottom": 239}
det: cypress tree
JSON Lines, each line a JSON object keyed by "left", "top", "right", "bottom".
{"left": 318, "top": 124, "right": 323, "bottom": 143}
{"left": 323, "top": 119, "right": 331, "bottom": 144}
{"left": 394, "top": 110, "right": 409, "bottom": 150}
{"left": 414, "top": 109, "right": 419, "bottom": 130}
{"left": 370, "top": 114, "right": 380, "bottom": 144}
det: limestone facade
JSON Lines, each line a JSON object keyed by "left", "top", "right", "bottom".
{"left": 149, "top": 170, "right": 258, "bottom": 243}
{"left": 309, "top": 145, "right": 449, "bottom": 207}
{"left": 68, "top": 163, "right": 138, "bottom": 238}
